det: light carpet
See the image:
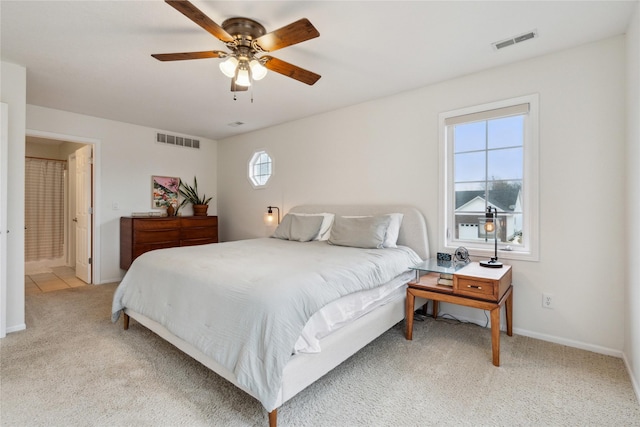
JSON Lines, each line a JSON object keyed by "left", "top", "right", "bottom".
{"left": 1, "top": 283, "right": 638, "bottom": 426}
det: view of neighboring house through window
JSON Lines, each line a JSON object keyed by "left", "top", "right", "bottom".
{"left": 440, "top": 95, "right": 539, "bottom": 260}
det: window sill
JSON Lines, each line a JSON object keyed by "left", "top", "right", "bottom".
{"left": 443, "top": 246, "right": 538, "bottom": 262}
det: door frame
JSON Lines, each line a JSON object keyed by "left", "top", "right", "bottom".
{"left": 1, "top": 104, "right": 8, "bottom": 338}
{"left": 25, "top": 129, "right": 100, "bottom": 285}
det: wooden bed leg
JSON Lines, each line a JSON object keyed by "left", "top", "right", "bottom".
{"left": 123, "top": 313, "right": 130, "bottom": 330}
{"left": 268, "top": 409, "right": 277, "bottom": 427}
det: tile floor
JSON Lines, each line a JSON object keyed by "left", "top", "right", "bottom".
{"left": 25, "top": 266, "right": 87, "bottom": 294}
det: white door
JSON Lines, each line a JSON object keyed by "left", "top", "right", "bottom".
{"left": 67, "top": 154, "right": 76, "bottom": 268}
{"left": 0, "top": 103, "right": 8, "bottom": 338}
{"left": 75, "top": 145, "right": 92, "bottom": 284}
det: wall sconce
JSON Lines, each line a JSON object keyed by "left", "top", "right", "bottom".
{"left": 480, "top": 206, "right": 503, "bottom": 268}
{"left": 264, "top": 206, "right": 280, "bottom": 225}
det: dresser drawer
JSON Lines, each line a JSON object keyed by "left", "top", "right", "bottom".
{"left": 180, "top": 216, "right": 218, "bottom": 227}
{"left": 454, "top": 277, "right": 497, "bottom": 301}
{"left": 133, "top": 241, "right": 180, "bottom": 259}
{"left": 180, "top": 237, "right": 217, "bottom": 247}
{"left": 133, "top": 218, "right": 180, "bottom": 230}
{"left": 180, "top": 227, "right": 217, "bottom": 241}
{"left": 134, "top": 229, "right": 180, "bottom": 244}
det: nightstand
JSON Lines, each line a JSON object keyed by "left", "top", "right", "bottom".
{"left": 405, "top": 260, "right": 513, "bottom": 366}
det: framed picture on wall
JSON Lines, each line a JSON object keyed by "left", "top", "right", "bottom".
{"left": 152, "top": 175, "right": 180, "bottom": 209}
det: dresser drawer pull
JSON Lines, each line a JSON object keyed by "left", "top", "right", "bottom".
{"left": 467, "top": 285, "right": 482, "bottom": 290}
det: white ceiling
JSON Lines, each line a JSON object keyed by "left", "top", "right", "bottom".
{"left": 1, "top": 1, "right": 637, "bottom": 140}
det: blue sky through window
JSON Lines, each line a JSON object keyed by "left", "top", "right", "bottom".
{"left": 454, "top": 115, "right": 523, "bottom": 187}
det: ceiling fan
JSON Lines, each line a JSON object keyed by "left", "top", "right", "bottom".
{"left": 152, "top": 0, "right": 321, "bottom": 93}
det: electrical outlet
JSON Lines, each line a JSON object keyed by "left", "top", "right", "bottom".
{"left": 542, "top": 293, "right": 554, "bottom": 309}
{"left": 112, "top": 201, "right": 119, "bottom": 210}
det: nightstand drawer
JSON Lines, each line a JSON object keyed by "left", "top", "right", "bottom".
{"left": 454, "top": 277, "right": 496, "bottom": 300}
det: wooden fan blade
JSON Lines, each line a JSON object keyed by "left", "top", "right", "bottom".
{"left": 151, "top": 51, "right": 227, "bottom": 61}
{"left": 165, "top": 0, "right": 234, "bottom": 43}
{"left": 231, "top": 80, "right": 249, "bottom": 92}
{"left": 263, "top": 56, "right": 321, "bottom": 86}
{"left": 255, "top": 18, "right": 319, "bottom": 52}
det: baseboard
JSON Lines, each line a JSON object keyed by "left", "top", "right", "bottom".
{"left": 6, "top": 323, "right": 26, "bottom": 334}
{"left": 96, "top": 278, "right": 121, "bottom": 285}
{"left": 622, "top": 352, "right": 640, "bottom": 404}
{"left": 513, "top": 327, "right": 623, "bottom": 358}
{"left": 430, "top": 304, "right": 623, "bottom": 358}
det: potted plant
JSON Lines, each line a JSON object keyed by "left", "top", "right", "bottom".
{"left": 179, "top": 176, "right": 213, "bottom": 216}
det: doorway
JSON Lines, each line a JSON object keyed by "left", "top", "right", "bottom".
{"left": 24, "top": 135, "right": 94, "bottom": 289}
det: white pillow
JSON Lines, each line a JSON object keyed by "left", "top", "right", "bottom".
{"left": 272, "top": 214, "right": 324, "bottom": 242}
{"left": 342, "top": 214, "right": 404, "bottom": 248}
{"left": 328, "top": 215, "right": 392, "bottom": 249}
{"left": 383, "top": 213, "right": 404, "bottom": 248}
{"left": 290, "top": 213, "right": 335, "bottom": 241}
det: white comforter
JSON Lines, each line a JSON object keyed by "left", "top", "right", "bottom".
{"left": 111, "top": 238, "right": 421, "bottom": 411}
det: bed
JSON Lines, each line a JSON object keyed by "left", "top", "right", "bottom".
{"left": 112, "top": 204, "right": 429, "bottom": 426}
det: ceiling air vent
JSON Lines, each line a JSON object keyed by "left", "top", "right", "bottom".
{"left": 156, "top": 132, "right": 200, "bottom": 149}
{"left": 492, "top": 29, "right": 538, "bottom": 51}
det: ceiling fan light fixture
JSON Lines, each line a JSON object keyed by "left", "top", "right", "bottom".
{"left": 250, "top": 59, "right": 267, "bottom": 81}
{"left": 219, "top": 56, "right": 238, "bottom": 78}
{"left": 235, "top": 61, "right": 252, "bottom": 87}
{"left": 154, "top": 1, "right": 322, "bottom": 97}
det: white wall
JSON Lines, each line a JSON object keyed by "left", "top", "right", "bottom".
{"left": 26, "top": 106, "right": 218, "bottom": 285}
{"left": 0, "top": 61, "right": 26, "bottom": 333}
{"left": 625, "top": 3, "right": 640, "bottom": 400}
{"left": 218, "top": 36, "right": 627, "bottom": 355}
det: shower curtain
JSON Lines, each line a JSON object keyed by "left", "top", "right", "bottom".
{"left": 25, "top": 158, "right": 66, "bottom": 262}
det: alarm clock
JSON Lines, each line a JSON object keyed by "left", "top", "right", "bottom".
{"left": 437, "top": 252, "right": 452, "bottom": 262}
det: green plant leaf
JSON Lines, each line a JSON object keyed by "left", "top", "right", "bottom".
{"left": 178, "top": 176, "right": 212, "bottom": 206}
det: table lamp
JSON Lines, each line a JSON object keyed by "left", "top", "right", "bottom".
{"left": 480, "top": 206, "right": 503, "bottom": 268}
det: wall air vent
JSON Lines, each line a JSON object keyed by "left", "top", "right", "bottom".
{"left": 492, "top": 29, "right": 538, "bottom": 51}
{"left": 156, "top": 132, "right": 200, "bottom": 149}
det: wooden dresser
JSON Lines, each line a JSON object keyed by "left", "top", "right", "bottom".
{"left": 120, "top": 216, "right": 218, "bottom": 269}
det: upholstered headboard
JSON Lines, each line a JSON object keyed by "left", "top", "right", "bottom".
{"left": 289, "top": 205, "right": 430, "bottom": 261}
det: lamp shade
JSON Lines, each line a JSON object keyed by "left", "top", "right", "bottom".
{"left": 264, "top": 206, "right": 280, "bottom": 225}
{"left": 250, "top": 59, "right": 267, "bottom": 81}
{"left": 485, "top": 220, "right": 495, "bottom": 233}
{"left": 219, "top": 57, "right": 238, "bottom": 78}
{"left": 235, "top": 62, "right": 251, "bottom": 87}
{"left": 264, "top": 212, "right": 275, "bottom": 225}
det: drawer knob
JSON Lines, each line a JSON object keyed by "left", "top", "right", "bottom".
{"left": 467, "top": 285, "right": 482, "bottom": 290}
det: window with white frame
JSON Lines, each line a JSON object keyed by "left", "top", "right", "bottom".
{"left": 248, "top": 150, "right": 273, "bottom": 188}
{"left": 439, "top": 94, "right": 539, "bottom": 261}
